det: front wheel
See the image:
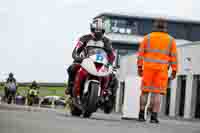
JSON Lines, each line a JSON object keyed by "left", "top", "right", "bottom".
{"left": 85, "top": 82, "right": 100, "bottom": 115}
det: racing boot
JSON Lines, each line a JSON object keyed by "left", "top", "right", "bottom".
{"left": 138, "top": 110, "right": 146, "bottom": 122}
{"left": 66, "top": 64, "right": 78, "bottom": 97}
{"left": 150, "top": 112, "right": 159, "bottom": 124}
{"left": 66, "top": 68, "right": 75, "bottom": 97}
{"left": 66, "top": 81, "right": 73, "bottom": 96}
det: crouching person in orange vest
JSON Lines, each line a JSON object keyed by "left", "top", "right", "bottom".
{"left": 137, "top": 18, "right": 178, "bottom": 123}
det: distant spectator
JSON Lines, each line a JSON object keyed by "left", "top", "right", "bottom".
{"left": 4, "top": 72, "right": 17, "bottom": 103}
{"left": 4, "top": 73, "right": 17, "bottom": 98}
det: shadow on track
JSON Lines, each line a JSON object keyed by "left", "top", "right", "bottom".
{"left": 56, "top": 112, "right": 121, "bottom": 122}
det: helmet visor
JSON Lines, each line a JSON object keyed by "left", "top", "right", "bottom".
{"left": 91, "top": 18, "right": 105, "bottom": 32}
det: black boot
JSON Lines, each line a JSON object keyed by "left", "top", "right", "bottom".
{"left": 150, "top": 112, "right": 159, "bottom": 124}
{"left": 138, "top": 110, "right": 146, "bottom": 122}
{"left": 66, "top": 65, "right": 76, "bottom": 96}
{"left": 66, "top": 81, "right": 73, "bottom": 96}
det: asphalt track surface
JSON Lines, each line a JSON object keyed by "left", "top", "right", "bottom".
{"left": 0, "top": 104, "right": 200, "bottom": 133}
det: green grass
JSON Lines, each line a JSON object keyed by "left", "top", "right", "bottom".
{"left": 39, "top": 86, "right": 65, "bottom": 97}
{"left": 0, "top": 86, "right": 65, "bottom": 98}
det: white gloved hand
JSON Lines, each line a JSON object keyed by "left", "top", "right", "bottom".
{"left": 107, "top": 63, "right": 113, "bottom": 72}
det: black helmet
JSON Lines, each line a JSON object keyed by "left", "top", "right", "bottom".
{"left": 153, "top": 18, "right": 168, "bottom": 32}
{"left": 90, "top": 18, "right": 105, "bottom": 40}
{"left": 9, "top": 72, "right": 14, "bottom": 78}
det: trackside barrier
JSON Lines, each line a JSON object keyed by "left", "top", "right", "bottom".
{"left": 192, "top": 75, "right": 200, "bottom": 119}
{"left": 121, "top": 73, "right": 200, "bottom": 119}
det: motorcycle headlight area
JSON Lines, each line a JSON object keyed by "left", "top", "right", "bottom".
{"left": 90, "top": 54, "right": 108, "bottom": 65}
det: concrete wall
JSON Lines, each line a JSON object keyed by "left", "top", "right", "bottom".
{"left": 177, "top": 42, "right": 200, "bottom": 74}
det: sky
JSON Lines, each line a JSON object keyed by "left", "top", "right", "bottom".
{"left": 0, "top": 0, "right": 199, "bottom": 82}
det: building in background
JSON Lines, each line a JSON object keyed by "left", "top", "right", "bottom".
{"left": 94, "top": 12, "right": 200, "bottom": 56}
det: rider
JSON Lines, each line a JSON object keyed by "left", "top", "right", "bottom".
{"left": 4, "top": 73, "right": 17, "bottom": 100}
{"left": 27, "top": 81, "right": 40, "bottom": 105}
{"left": 29, "top": 81, "right": 40, "bottom": 90}
{"left": 66, "top": 17, "right": 116, "bottom": 98}
{"left": 6, "top": 73, "right": 16, "bottom": 83}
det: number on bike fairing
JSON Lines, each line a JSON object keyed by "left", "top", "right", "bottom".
{"left": 96, "top": 54, "right": 104, "bottom": 62}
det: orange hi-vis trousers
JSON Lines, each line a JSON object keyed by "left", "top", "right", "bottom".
{"left": 141, "top": 68, "right": 168, "bottom": 95}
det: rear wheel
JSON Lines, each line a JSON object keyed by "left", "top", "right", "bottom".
{"left": 104, "top": 99, "right": 114, "bottom": 114}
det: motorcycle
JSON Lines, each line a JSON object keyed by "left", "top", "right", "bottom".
{"left": 27, "top": 89, "right": 39, "bottom": 106}
{"left": 70, "top": 46, "right": 114, "bottom": 118}
{"left": 5, "top": 82, "right": 17, "bottom": 104}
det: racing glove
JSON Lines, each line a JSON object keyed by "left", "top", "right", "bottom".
{"left": 170, "top": 70, "right": 177, "bottom": 80}
{"left": 137, "top": 66, "right": 143, "bottom": 77}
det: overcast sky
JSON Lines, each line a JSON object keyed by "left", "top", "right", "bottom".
{"left": 0, "top": 0, "right": 199, "bottom": 82}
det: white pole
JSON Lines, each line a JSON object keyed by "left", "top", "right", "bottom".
{"left": 169, "top": 77, "right": 178, "bottom": 117}
{"left": 184, "top": 71, "right": 193, "bottom": 119}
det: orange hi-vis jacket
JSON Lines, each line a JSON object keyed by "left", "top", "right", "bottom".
{"left": 137, "top": 32, "right": 178, "bottom": 72}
